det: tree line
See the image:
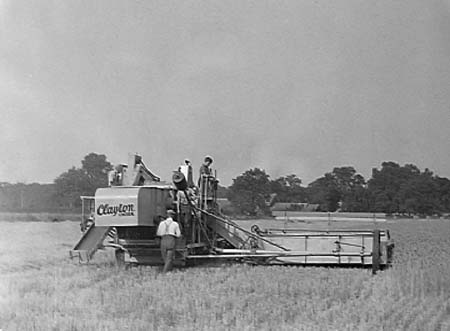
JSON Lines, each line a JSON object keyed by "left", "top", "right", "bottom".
{"left": 1, "top": 153, "right": 449, "bottom": 217}
{"left": 0, "top": 153, "right": 112, "bottom": 212}
{"left": 227, "top": 162, "right": 450, "bottom": 216}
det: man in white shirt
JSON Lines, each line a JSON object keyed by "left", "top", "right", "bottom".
{"left": 156, "top": 210, "right": 181, "bottom": 273}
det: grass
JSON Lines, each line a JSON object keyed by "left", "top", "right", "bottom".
{"left": 1, "top": 218, "right": 450, "bottom": 330}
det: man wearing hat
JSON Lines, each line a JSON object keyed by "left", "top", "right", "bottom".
{"left": 156, "top": 209, "right": 181, "bottom": 273}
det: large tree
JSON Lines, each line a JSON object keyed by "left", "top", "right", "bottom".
{"left": 366, "top": 162, "right": 450, "bottom": 215}
{"left": 368, "top": 162, "right": 421, "bottom": 214}
{"left": 228, "top": 168, "right": 271, "bottom": 216}
{"left": 54, "top": 167, "right": 88, "bottom": 208}
{"left": 81, "top": 153, "right": 113, "bottom": 192}
{"left": 332, "top": 167, "right": 368, "bottom": 212}
{"left": 54, "top": 153, "right": 112, "bottom": 209}
{"left": 435, "top": 176, "right": 450, "bottom": 214}
{"left": 307, "top": 173, "right": 341, "bottom": 211}
{"left": 270, "top": 174, "right": 306, "bottom": 203}
{"left": 306, "top": 166, "right": 367, "bottom": 212}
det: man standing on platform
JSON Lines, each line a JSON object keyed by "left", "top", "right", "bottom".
{"left": 199, "top": 156, "right": 213, "bottom": 175}
{"left": 198, "top": 155, "right": 213, "bottom": 186}
{"left": 156, "top": 210, "right": 181, "bottom": 273}
{"left": 184, "top": 159, "right": 195, "bottom": 187}
{"left": 177, "top": 187, "right": 196, "bottom": 239}
{"left": 178, "top": 159, "right": 195, "bottom": 188}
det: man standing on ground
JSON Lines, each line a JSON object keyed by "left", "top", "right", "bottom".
{"left": 156, "top": 210, "right": 181, "bottom": 273}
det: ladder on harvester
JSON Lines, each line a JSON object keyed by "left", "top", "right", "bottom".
{"left": 196, "top": 174, "right": 285, "bottom": 251}
{"left": 197, "top": 173, "right": 247, "bottom": 248}
{"left": 70, "top": 196, "right": 114, "bottom": 263}
{"left": 70, "top": 225, "right": 114, "bottom": 263}
{"left": 199, "top": 208, "right": 289, "bottom": 251}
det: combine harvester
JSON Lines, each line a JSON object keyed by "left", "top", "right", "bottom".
{"left": 71, "top": 154, "right": 394, "bottom": 274}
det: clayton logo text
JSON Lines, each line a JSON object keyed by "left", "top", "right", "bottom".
{"left": 97, "top": 203, "right": 135, "bottom": 216}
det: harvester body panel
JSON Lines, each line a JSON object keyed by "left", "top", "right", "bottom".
{"left": 95, "top": 185, "right": 173, "bottom": 227}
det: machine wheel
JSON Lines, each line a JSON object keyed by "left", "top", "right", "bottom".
{"left": 115, "top": 249, "right": 125, "bottom": 268}
{"left": 251, "top": 224, "right": 260, "bottom": 234}
{"left": 372, "top": 230, "right": 381, "bottom": 274}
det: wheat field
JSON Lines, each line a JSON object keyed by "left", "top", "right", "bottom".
{"left": 0, "top": 218, "right": 449, "bottom": 331}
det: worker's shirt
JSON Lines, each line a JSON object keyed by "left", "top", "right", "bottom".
{"left": 157, "top": 217, "right": 181, "bottom": 237}
{"left": 177, "top": 190, "right": 189, "bottom": 205}
{"left": 199, "top": 164, "right": 211, "bottom": 176}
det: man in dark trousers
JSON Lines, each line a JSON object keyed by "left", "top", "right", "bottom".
{"left": 176, "top": 187, "right": 196, "bottom": 240}
{"left": 156, "top": 210, "right": 181, "bottom": 273}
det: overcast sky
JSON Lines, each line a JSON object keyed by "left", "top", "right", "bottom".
{"left": 1, "top": 0, "right": 449, "bottom": 186}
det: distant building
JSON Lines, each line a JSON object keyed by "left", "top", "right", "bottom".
{"left": 271, "top": 202, "right": 319, "bottom": 212}
{"left": 271, "top": 202, "right": 319, "bottom": 218}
